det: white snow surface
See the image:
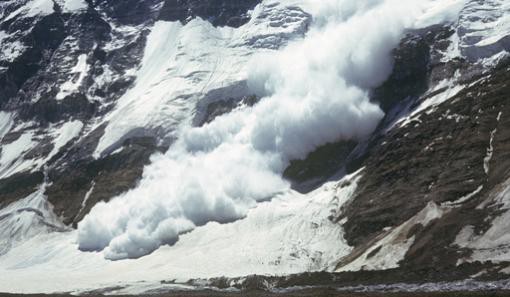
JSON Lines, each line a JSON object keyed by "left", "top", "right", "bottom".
{"left": 93, "top": 1, "right": 312, "bottom": 157}
{"left": 0, "top": 120, "right": 83, "bottom": 180}
{"left": 57, "top": 54, "right": 90, "bottom": 100}
{"left": 0, "top": 31, "right": 26, "bottom": 62}
{"left": 0, "top": 184, "right": 66, "bottom": 257}
{"left": 0, "top": 130, "right": 37, "bottom": 179}
{"left": 55, "top": 0, "right": 88, "bottom": 13}
{"left": 45, "top": 120, "right": 84, "bottom": 161}
{"left": 0, "top": 112, "right": 13, "bottom": 141}
{"left": 2, "top": 0, "right": 87, "bottom": 22}
{"left": 414, "top": 0, "right": 467, "bottom": 28}
{"left": 457, "top": 0, "right": 510, "bottom": 61}
{"left": 2, "top": 0, "right": 54, "bottom": 22}
{"left": 0, "top": 173, "right": 360, "bottom": 294}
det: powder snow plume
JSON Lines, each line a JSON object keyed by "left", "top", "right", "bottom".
{"left": 78, "top": 0, "right": 436, "bottom": 260}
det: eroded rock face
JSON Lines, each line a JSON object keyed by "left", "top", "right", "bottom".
{"left": 159, "top": 0, "right": 261, "bottom": 27}
{"left": 0, "top": 1, "right": 165, "bottom": 221}
{"left": 277, "top": 17, "right": 510, "bottom": 276}
{"left": 333, "top": 26, "right": 510, "bottom": 273}
{"left": 0, "top": 0, "right": 158, "bottom": 221}
{"left": 47, "top": 136, "right": 163, "bottom": 226}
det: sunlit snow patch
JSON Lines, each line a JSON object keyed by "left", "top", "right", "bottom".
{"left": 57, "top": 54, "right": 90, "bottom": 100}
{"left": 2, "top": 0, "right": 54, "bottom": 22}
{"left": 55, "top": 0, "right": 88, "bottom": 13}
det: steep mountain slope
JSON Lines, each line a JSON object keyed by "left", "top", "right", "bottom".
{"left": 0, "top": 0, "right": 510, "bottom": 294}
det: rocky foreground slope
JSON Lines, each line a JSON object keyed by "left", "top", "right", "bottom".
{"left": 1, "top": 0, "right": 510, "bottom": 294}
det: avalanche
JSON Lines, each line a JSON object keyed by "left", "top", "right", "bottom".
{"left": 0, "top": 0, "right": 478, "bottom": 294}
{"left": 78, "top": 0, "right": 444, "bottom": 260}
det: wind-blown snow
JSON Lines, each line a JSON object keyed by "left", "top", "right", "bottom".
{"left": 80, "top": 0, "right": 449, "bottom": 260}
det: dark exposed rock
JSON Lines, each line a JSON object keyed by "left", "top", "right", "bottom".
{"left": 18, "top": 93, "right": 98, "bottom": 123}
{"left": 46, "top": 136, "right": 162, "bottom": 226}
{"left": 0, "top": 14, "right": 66, "bottom": 108}
{"left": 159, "top": 0, "right": 262, "bottom": 27}
{"left": 341, "top": 59, "right": 510, "bottom": 271}
{"left": 199, "top": 261, "right": 507, "bottom": 292}
{"left": 284, "top": 141, "right": 357, "bottom": 193}
{"left": 90, "top": 0, "right": 163, "bottom": 25}
{"left": 0, "top": 171, "right": 44, "bottom": 209}
{"left": 195, "top": 94, "right": 258, "bottom": 127}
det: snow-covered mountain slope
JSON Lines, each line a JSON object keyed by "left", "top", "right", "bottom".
{"left": 0, "top": 0, "right": 510, "bottom": 294}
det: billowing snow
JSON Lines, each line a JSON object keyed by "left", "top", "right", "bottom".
{"left": 0, "top": 173, "right": 360, "bottom": 294}
{"left": 83, "top": 0, "right": 450, "bottom": 260}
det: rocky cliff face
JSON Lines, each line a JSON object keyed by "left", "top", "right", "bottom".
{"left": 1, "top": 0, "right": 510, "bottom": 294}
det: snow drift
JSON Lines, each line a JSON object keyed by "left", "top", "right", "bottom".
{"left": 78, "top": 0, "right": 441, "bottom": 260}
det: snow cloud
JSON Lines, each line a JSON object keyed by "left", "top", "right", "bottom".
{"left": 78, "top": 0, "right": 437, "bottom": 260}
